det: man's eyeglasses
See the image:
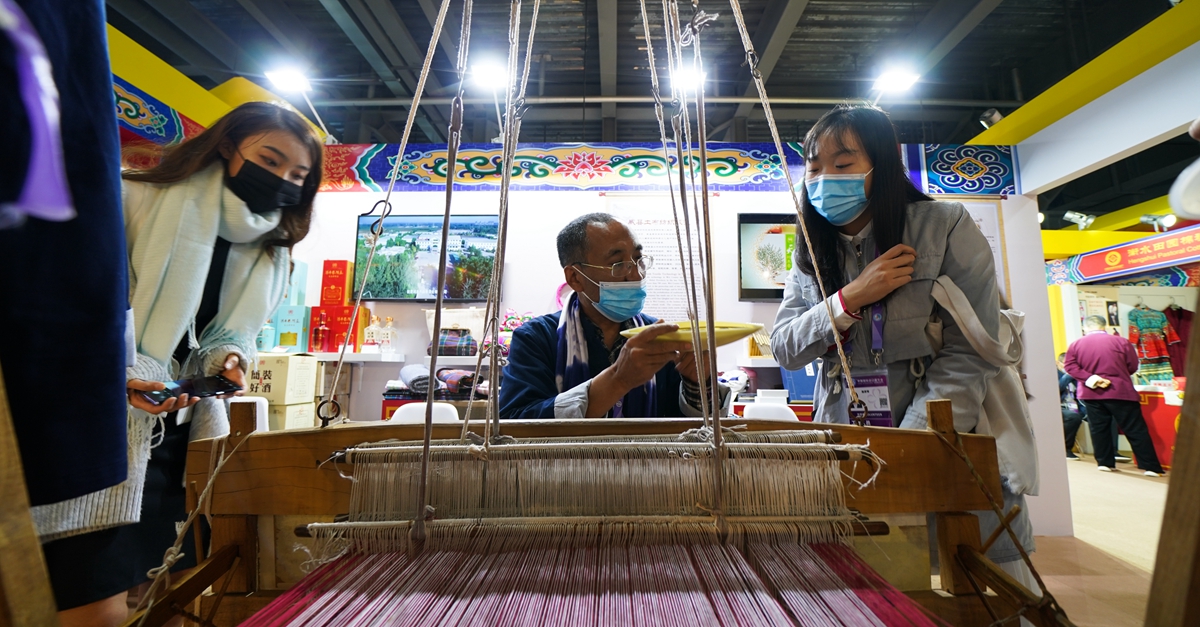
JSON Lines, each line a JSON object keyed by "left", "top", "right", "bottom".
{"left": 574, "top": 256, "right": 655, "bottom": 278}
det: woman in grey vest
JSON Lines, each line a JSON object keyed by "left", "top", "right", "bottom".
{"left": 770, "top": 104, "right": 1036, "bottom": 587}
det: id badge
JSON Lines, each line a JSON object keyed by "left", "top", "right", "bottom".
{"left": 850, "top": 370, "right": 893, "bottom": 427}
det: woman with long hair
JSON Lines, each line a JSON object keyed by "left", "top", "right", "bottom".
{"left": 770, "top": 104, "right": 1036, "bottom": 588}
{"left": 41, "top": 101, "right": 323, "bottom": 627}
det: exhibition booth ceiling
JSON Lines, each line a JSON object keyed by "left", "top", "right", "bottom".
{"left": 108, "top": 0, "right": 1167, "bottom": 145}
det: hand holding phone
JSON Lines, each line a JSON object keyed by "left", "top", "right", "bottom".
{"left": 127, "top": 379, "right": 196, "bottom": 413}
{"left": 126, "top": 375, "right": 243, "bottom": 413}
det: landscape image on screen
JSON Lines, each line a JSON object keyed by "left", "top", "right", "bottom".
{"left": 354, "top": 215, "right": 498, "bottom": 301}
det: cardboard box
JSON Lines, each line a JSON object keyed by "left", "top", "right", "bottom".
{"left": 248, "top": 353, "right": 318, "bottom": 405}
{"left": 267, "top": 402, "right": 317, "bottom": 430}
{"left": 315, "top": 361, "right": 352, "bottom": 397}
{"left": 320, "top": 260, "right": 354, "bottom": 306}
{"left": 274, "top": 305, "right": 311, "bottom": 352}
{"left": 310, "top": 306, "right": 368, "bottom": 352}
{"left": 286, "top": 260, "right": 307, "bottom": 306}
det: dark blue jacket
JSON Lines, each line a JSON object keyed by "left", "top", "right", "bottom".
{"left": 499, "top": 311, "right": 686, "bottom": 419}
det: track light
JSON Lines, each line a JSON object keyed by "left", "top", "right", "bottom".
{"left": 671, "top": 67, "right": 706, "bottom": 94}
{"left": 1140, "top": 214, "right": 1177, "bottom": 233}
{"left": 979, "top": 108, "right": 1004, "bottom": 129}
{"left": 1063, "top": 211, "right": 1096, "bottom": 230}
{"left": 266, "top": 68, "right": 336, "bottom": 143}
{"left": 472, "top": 62, "right": 510, "bottom": 91}
{"left": 266, "top": 69, "right": 312, "bottom": 93}
{"left": 872, "top": 69, "right": 920, "bottom": 93}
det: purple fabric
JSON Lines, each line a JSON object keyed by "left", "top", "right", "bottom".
{"left": 1064, "top": 330, "right": 1140, "bottom": 402}
{"left": 0, "top": 0, "right": 73, "bottom": 227}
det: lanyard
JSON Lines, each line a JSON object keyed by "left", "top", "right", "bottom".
{"left": 847, "top": 242, "right": 885, "bottom": 367}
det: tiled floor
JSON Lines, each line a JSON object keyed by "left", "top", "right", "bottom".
{"left": 1027, "top": 453, "right": 1169, "bottom": 627}
{"left": 1032, "top": 536, "right": 1152, "bottom": 627}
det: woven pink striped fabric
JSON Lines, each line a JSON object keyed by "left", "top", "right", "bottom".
{"left": 244, "top": 540, "right": 947, "bottom": 627}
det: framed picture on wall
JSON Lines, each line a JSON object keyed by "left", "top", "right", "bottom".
{"left": 737, "top": 213, "right": 797, "bottom": 301}
{"left": 352, "top": 213, "right": 499, "bottom": 302}
{"left": 932, "top": 196, "right": 1010, "bottom": 302}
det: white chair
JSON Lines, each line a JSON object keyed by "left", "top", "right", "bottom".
{"left": 390, "top": 401, "right": 462, "bottom": 425}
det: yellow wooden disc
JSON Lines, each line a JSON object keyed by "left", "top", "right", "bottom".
{"left": 619, "top": 321, "right": 765, "bottom": 347}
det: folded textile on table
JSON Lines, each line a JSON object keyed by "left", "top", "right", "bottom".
{"left": 436, "top": 368, "right": 475, "bottom": 394}
{"left": 384, "top": 379, "right": 409, "bottom": 392}
{"left": 399, "top": 364, "right": 431, "bottom": 394}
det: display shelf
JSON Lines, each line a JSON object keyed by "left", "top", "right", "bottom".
{"left": 310, "top": 352, "right": 405, "bottom": 363}
{"left": 736, "top": 356, "right": 779, "bottom": 369}
{"left": 422, "top": 355, "right": 492, "bottom": 368}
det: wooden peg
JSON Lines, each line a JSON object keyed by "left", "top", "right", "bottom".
{"left": 229, "top": 401, "right": 258, "bottom": 449}
{"left": 926, "top": 399, "right": 955, "bottom": 437}
{"left": 935, "top": 511, "right": 982, "bottom": 595}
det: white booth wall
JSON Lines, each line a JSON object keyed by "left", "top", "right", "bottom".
{"left": 293, "top": 188, "right": 1073, "bottom": 537}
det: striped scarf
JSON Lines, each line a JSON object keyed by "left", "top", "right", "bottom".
{"left": 555, "top": 294, "right": 655, "bottom": 418}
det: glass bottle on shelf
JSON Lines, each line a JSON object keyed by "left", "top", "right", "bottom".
{"left": 361, "top": 315, "right": 381, "bottom": 353}
{"left": 381, "top": 316, "right": 398, "bottom": 353}
{"left": 311, "top": 311, "right": 331, "bottom": 353}
{"left": 256, "top": 318, "right": 275, "bottom": 351}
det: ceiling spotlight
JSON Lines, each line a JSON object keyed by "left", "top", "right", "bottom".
{"left": 1140, "top": 214, "right": 1178, "bottom": 232}
{"left": 979, "top": 108, "right": 1004, "bottom": 129}
{"left": 265, "top": 69, "right": 312, "bottom": 93}
{"left": 1038, "top": 211, "right": 1045, "bottom": 224}
{"left": 1063, "top": 211, "right": 1096, "bottom": 230}
{"left": 872, "top": 69, "right": 920, "bottom": 94}
{"left": 671, "top": 67, "right": 706, "bottom": 93}
{"left": 472, "top": 62, "right": 510, "bottom": 91}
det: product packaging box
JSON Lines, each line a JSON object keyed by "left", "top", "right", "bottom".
{"left": 320, "top": 260, "right": 354, "bottom": 306}
{"left": 315, "top": 361, "right": 353, "bottom": 397}
{"left": 310, "top": 306, "right": 368, "bottom": 352}
{"left": 267, "top": 402, "right": 317, "bottom": 430}
{"left": 274, "top": 305, "right": 311, "bottom": 353}
{"left": 256, "top": 315, "right": 278, "bottom": 352}
{"left": 248, "top": 353, "right": 318, "bottom": 405}
{"left": 286, "top": 260, "right": 308, "bottom": 306}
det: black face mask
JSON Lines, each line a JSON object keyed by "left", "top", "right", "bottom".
{"left": 225, "top": 159, "right": 304, "bottom": 214}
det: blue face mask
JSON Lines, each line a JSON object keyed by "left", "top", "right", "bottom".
{"left": 805, "top": 169, "right": 873, "bottom": 226}
{"left": 579, "top": 275, "right": 648, "bottom": 322}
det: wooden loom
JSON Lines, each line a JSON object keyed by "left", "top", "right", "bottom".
{"left": 98, "top": 399, "right": 1054, "bottom": 627}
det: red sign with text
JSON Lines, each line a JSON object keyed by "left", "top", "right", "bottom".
{"left": 1074, "top": 224, "right": 1200, "bottom": 282}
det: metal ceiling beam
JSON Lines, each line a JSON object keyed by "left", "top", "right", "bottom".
{"left": 438, "top": 106, "right": 967, "bottom": 124}
{"left": 901, "top": 0, "right": 1006, "bottom": 75}
{"left": 723, "top": 0, "right": 811, "bottom": 139}
{"left": 314, "top": 95, "right": 1025, "bottom": 108}
{"left": 144, "top": 0, "right": 251, "bottom": 72}
{"left": 598, "top": 0, "right": 618, "bottom": 138}
{"left": 354, "top": 0, "right": 448, "bottom": 140}
{"left": 315, "top": 0, "right": 444, "bottom": 141}
{"left": 1044, "top": 158, "right": 1194, "bottom": 216}
{"left": 234, "top": 0, "right": 320, "bottom": 63}
{"left": 106, "top": 0, "right": 232, "bottom": 83}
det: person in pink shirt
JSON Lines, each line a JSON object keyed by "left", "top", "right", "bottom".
{"left": 1063, "top": 316, "right": 1165, "bottom": 475}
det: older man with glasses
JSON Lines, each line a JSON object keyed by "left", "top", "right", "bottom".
{"left": 499, "top": 212, "right": 727, "bottom": 419}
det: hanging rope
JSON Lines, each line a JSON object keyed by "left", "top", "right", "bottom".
{"left": 723, "top": 0, "right": 863, "bottom": 423}
{"left": 318, "top": 0, "right": 459, "bottom": 427}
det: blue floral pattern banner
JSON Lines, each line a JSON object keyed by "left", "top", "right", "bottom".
{"left": 922, "top": 144, "right": 1016, "bottom": 196}
{"left": 322, "top": 142, "right": 1015, "bottom": 196}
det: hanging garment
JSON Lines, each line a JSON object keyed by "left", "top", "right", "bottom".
{"left": 1164, "top": 306, "right": 1193, "bottom": 376}
{"left": 0, "top": 0, "right": 129, "bottom": 506}
{"left": 1128, "top": 307, "right": 1180, "bottom": 383}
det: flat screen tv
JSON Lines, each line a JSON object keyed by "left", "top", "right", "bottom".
{"left": 353, "top": 214, "right": 499, "bottom": 302}
{"left": 737, "top": 213, "right": 797, "bottom": 301}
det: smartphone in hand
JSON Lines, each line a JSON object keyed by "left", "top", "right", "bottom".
{"left": 139, "top": 375, "right": 243, "bottom": 405}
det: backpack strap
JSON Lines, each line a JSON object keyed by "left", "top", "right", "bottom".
{"left": 930, "top": 275, "right": 1022, "bottom": 368}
